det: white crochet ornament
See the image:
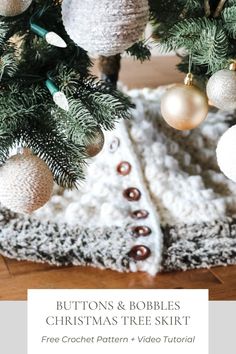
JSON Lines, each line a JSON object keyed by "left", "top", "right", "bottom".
{"left": 216, "top": 125, "right": 236, "bottom": 182}
{"left": 0, "top": 150, "right": 54, "bottom": 214}
{"left": 0, "top": 0, "right": 32, "bottom": 17}
{"left": 62, "top": 0, "right": 149, "bottom": 57}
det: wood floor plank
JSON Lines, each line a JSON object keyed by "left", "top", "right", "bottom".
{"left": 0, "top": 256, "right": 10, "bottom": 279}
{"left": 92, "top": 56, "right": 185, "bottom": 89}
{"left": 4, "top": 258, "right": 58, "bottom": 276}
{"left": 209, "top": 265, "right": 236, "bottom": 285}
{"left": 155, "top": 269, "right": 222, "bottom": 288}
{"left": 209, "top": 285, "right": 236, "bottom": 300}
{"left": 0, "top": 264, "right": 230, "bottom": 300}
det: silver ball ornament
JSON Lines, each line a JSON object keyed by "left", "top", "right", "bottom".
{"left": 62, "top": 0, "right": 149, "bottom": 57}
{"left": 0, "top": 150, "right": 54, "bottom": 214}
{"left": 161, "top": 83, "right": 209, "bottom": 131}
{"left": 216, "top": 125, "right": 236, "bottom": 182}
{"left": 206, "top": 69, "right": 236, "bottom": 111}
{"left": 0, "top": 0, "right": 32, "bottom": 17}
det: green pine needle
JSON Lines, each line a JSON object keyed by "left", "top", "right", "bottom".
{"left": 0, "top": 0, "right": 135, "bottom": 187}
{"left": 126, "top": 41, "right": 151, "bottom": 62}
{"left": 222, "top": 6, "right": 236, "bottom": 38}
{"left": 149, "top": 0, "right": 236, "bottom": 78}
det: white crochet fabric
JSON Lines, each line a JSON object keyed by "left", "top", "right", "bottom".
{"left": 36, "top": 86, "right": 236, "bottom": 227}
{"left": 31, "top": 86, "right": 236, "bottom": 274}
{"left": 1, "top": 86, "right": 235, "bottom": 275}
{"left": 36, "top": 116, "right": 163, "bottom": 275}
{"left": 129, "top": 87, "right": 236, "bottom": 225}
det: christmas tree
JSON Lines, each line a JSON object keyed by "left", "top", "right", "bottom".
{"left": 0, "top": 0, "right": 138, "bottom": 192}
{"left": 149, "top": 0, "right": 236, "bottom": 81}
{"left": 1, "top": 0, "right": 236, "bottom": 214}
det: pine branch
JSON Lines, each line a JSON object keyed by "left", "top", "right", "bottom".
{"left": 0, "top": 21, "right": 10, "bottom": 47}
{"left": 0, "top": 52, "right": 18, "bottom": 79}
{"left": 126, "top": 41, "right": 151, "bottom": 62}
{"left": 0, "top": 84, "right": 86, "bottom": 187}
{"left": 54, "top": 69, "right": 134, "bottom": 135}
{"left": 149, "top": 0, "right": 182, "bottom": 22}
{"left": 0, "top": 0, "right": 137, "bottom": 188}
{"left": 222, "top": 5, "right": 236, "bottom": 37}
{"left": 0, "top": 84, "right": 50, "bottom": 133}
{"left": 21, "top": 127, "right": 86, "bottom": 189}
{"left": 55, "top": 99, "right": 99, "bottom": 141}
{"left": 159, "top": 18, "right": 209, "bottom": 52}
{"left": 0, "top": 131, "right": 16, "bottom": 165}
{"left": 75, "top": 77, "right": 134, "bottom": 125}
{"left": 194, "top": 25, "right": 229, "bottom": 72}
{"left": 179, "top": 0, "right": 203, "bottom": 18}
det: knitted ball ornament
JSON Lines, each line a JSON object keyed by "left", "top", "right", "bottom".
{"left": 62, "top": 0, "right": 150, "bottom": 57}
{"left": 0, "top": 0, "right": 32, "bottom": 17}
{"left": 0, "top": 150, "right": 54, "bottom": 214}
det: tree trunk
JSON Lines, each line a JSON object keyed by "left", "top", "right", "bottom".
{"left": 98, "top": 55, "right": 121, "bottom": 88}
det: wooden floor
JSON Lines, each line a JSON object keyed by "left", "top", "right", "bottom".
{"left": 0, "top": 56, "right": 236, "bottom": 300}
{"left": 1, "top": 256, "right": 236, "bottom": 300}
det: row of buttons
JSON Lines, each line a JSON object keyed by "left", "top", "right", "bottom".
{"left": 110, "top": 137, "right": 151, "bottom": 262}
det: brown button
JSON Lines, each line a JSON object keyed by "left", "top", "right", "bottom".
{"left": 109, "top": 137, "right": 120, "bottom": 153}
{"left": 131, "top": 209, "right": 149, "bottom": 220}
{"left": 117, "top": 161, "right": 132, "bottom": 176}
{"left": 132, "top": 226, "right": 151, "bottom": 237}
{"left": 128, "top": 245, "right": 151, "bottom": 261}
{"left": 123, "top": 188, "right": 141, "bottom": 201}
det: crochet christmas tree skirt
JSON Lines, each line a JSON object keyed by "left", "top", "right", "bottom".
{"left": 0, "top": 87, "right": 236, "bottom": 276}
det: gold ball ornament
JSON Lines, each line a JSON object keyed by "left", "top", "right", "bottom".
{"left": 0, "top": 0, "right": 32, "bottom": 17}
{"left": 85, "top": 128, "right": 105, "bottom": 157}
{"left": 0, "top": 150, "right": 54, "bottom": 214}
{"left": 161, "top": 74, "right": 209, "bottom": 131}
{"left": 206, "top": 64, "right": 236, "bottom": 111}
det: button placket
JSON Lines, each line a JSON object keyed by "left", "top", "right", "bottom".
{"left": 112, "top": 132, "right": 152, "bottom": 262}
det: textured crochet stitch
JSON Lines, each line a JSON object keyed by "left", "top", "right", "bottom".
{"left": 0, "top": 87, "right": 236, "bottom": 274}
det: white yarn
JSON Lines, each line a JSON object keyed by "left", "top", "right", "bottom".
{"left": 62, "top": 0, "right": 149, "bottom": 56}
{"left": 0, "top": 152, "right": 54, "bottom": 214}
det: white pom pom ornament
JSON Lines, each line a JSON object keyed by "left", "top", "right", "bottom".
{"left": 216, "top": 125, "right": 236, "bottom": 182}
{"left": 62, "top": 0, "right": 149, "bottom": 57}
{"left": 0, "top": 149, "right": 54, "bottom": 213}
{"left": 0, "top": 0, "right": 32, "bottom": 17}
